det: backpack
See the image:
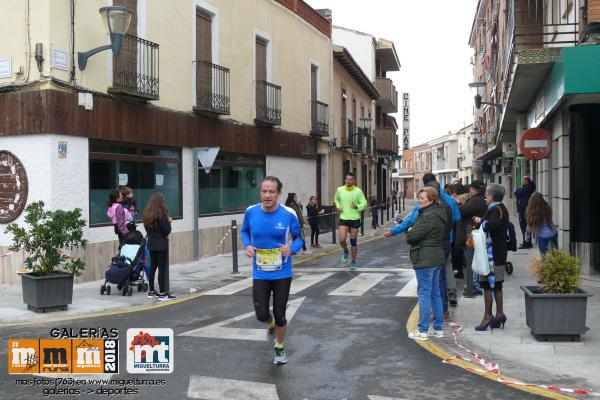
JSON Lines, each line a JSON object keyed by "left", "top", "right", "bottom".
{"left": 496, "top": 205, "right": 517, "bottom": 252}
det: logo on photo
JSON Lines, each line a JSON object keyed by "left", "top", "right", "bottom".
{"left": 8, "top": 339, "right": 39, "bottom": 374}
{"left": 126, "top": 328, "right": 173, "bottom": 374}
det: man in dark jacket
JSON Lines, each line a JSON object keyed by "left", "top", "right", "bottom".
{"left": 458, "top": 180, "right": 488, "bottom": 296}
{"left": 514, "top": 176, "right": 536, "bottom": 248}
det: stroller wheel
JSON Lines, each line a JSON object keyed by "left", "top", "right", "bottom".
{"left": 100, "top": 285, "right": 106, "bottom": 295}
{"left": 137, "top": 283, "right": 143, "bottom": 292}
{"left": 143, "top": 283, "right": 148, "bottom": 292}
{"left": 117, "top": 282, "right": 123, "bottom": 290}
{"left": 106, "top": 286, "right": 111, "bottom": 295}
{"left": 121, "top": 286, "right": 127, "bottom": 296}
{"left": 506, "top": 262, "right": 514, "bottom": 275}
{"left": 128, "top": 286, "right": 133, "bottom": 296}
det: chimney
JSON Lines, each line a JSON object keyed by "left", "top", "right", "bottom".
{"left": 316, "top": 8, "right": 332, "bottom": 22}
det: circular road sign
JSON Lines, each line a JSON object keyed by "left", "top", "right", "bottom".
{"left": 519, "top": 128, "right": 552, "bottom": 160}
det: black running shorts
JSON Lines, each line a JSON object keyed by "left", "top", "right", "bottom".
{"left": 339, "top": 219, "right": 361, "bottom": 229}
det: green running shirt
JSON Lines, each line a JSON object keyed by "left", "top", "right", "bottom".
{"left": 333, "top": 185, "right": 368, "bottom": 221}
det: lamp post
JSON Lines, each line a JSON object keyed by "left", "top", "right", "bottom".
{"left": 78, "top": 6, "right": 133, "bottom": 70}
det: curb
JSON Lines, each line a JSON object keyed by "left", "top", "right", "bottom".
{"left": 406, "top": 305, "right": 577, "bottom": 400}
{"left": 0, "top": 226, "right": 391, "bottom": 328}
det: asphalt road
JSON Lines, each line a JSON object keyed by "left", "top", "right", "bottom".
{"left": 0, "top": 237, "right": 543, "bottom": 400}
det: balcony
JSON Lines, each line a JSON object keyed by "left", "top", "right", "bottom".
{"left": 109, "top": 34, "right": 159, "bottom": 101}
{"left": 194, "top": 61, "right": 230, "bottom": 116}
{"left": 310, "top": 100, "right": 329, "bottom": 137}
{"left": 340, "top": 119, "right": 354, "bottom": 149}
{"left": 255, "top": 80, "right": 281, "bottom": 126}
{"left": 375, "top": 77, "right": 398, "bottom": 113}
{"left": 365, "top": 133, "right": 372, "bottom": 155}
{"left": 374, "top": 126, "right": 397, "bottom": 155}
{"left": 353, "top": 130, "right": 363, "bottom": 153}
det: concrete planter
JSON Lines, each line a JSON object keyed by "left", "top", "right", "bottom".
{"left": 521, "top": 285, "right": 592, "bottom": 341}
{"left": 21, "top": 271, "right": 74, "bottom": 313}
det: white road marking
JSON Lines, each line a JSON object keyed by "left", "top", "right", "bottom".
{"left": 368, "top": 396, "right": 411, "bottom": 400}
{"left": 294, "top": 267, "right": 412, "bottom": 273}
{"left": 328, "top": 273, "right": 389, "bottom": 296}
{"left": 179, "top": 297, "right": 305, "bottom": 341}
{"left": 204, "top": 277, "right": 253, "bottom": 295}
{"left": 187, "top": 376, "right": 279, "bottom": 399}
{"left": 290, "top": 273, "right": 334, "bottom": 294}
{"left": 396, "top": 270, "right": 417, "bottom": 297}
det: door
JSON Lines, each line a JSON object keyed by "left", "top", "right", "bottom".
{"left": 311, "top": 65, "right": 318, "bottom": 131}
{"left": 196, "top": 9, "right": 212, "bottom": 106}
{"left": 255, "top": 38, "right": 268, "bottom": 119}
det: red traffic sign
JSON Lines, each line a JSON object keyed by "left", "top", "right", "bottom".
{"left": 519, "top": 128, "right": 552, "bottom": 160}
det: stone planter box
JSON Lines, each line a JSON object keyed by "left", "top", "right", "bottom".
{"left": 521, "top": 285, "right": 592, "bottom": 341}
{"left": 21, "top": 271, "right": 74, "bottom": 313}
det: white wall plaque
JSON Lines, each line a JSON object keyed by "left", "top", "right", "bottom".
{"left": 0, "top": 58, "right": 12, "bottom": 78}
{"left": 51, "top": 49, "right": 69, "bottom": 71}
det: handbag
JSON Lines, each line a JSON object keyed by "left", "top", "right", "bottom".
{"left": 466, "top": 233, "right": 474, "bottom": 249}
{"left": 471, "top": 227, "right": 491, "bottom": 276}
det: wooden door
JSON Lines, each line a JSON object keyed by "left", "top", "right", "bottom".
{"left": 256, "top": 38, "right": 268, "bottom": 118}
{"left": 196, "top": 9, "right": 212, "bottom": 104}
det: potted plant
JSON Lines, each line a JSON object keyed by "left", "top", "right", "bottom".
{"left": 521, "top": 249, "right": 592, "bottom": 341}
{"left": 5, "top": 201, "right": 87, "bottom": 313}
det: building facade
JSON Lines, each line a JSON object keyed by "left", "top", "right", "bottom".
{"left": 456, "top": 124, "right": 476, "bottom": 185}
{"left": 430, "top": 132, "right": 458, "bottom": 187}
{"left": 469, "top": 0, "right": 600, "bottom": 274}
{"left": 0, "top": 0, "right": 336, "bottom": 283}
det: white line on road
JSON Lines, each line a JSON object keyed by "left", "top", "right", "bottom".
{"left": 204, "top": 277, "right": 253, "bottom": 295}
{"left": 294, "top": 267, "right": 412, "bottom": 273}
{"left": 187, "top": 376, "right": 279, "bottom": 399}
{"left": 179, "top": 297, "right": 305, "bottom": 341}
{"left": 395, "top": 270, "right": 417, "bottom": 297}
{"left": 290, "top": 273, "right": 334, "bottom": 294}
{"left": 328, "top": 273, "right": 390, "bottom": 296}
{"left": 368, "top": 395, "right": 411, "bottom": 400}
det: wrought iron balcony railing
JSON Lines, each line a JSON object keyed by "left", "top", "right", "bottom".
{"left": 340, "top": 119, "right": 354, "bottom": 149}
{"left": 255, "top": 80, "right": 282, "bottom": 126}
{"left": 194, "top": 60, "right": 230, "bottom": 115}
{"left": 310, "top": 100, "right": 329, "bottom": 137}
{"left": 110, "top": 34, "right": 159, "bottom": 100}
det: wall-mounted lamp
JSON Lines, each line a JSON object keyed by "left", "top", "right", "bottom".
{"left": 35, "top": 43, "right": 44, "bottom": 72}
{"left": 78, "top": 6, "right": 133, "bottom": 70}
{"left": 469, "top": 81, "right": 503, "bottom": 111}
{"left": 360, "top": 117, "right": 372, "bottom": 131}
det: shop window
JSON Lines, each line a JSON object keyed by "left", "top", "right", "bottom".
{"left": 198, "top": 153, "right": 265, "bottom": 215}
{"left": 89, "top": 141, "right": 182, "bottom": 225}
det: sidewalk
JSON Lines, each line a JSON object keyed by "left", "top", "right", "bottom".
{"left": 439, "top": 246, "right": 600, "bottom": 395}
{"left": 0, "top": 203, "right": 413, "bottom": 327}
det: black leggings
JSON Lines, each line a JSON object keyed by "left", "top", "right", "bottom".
{"left": 372, "top": 214, "right": 378, "bottom": 229}
{"left": 310, "top": 223, "right": 320, "bottom": 245}
{"left": 253, "top": 278, "right": 292, "bottom": 327}
{"left": 149, "top": 250, "right": 169, "bottom": 293}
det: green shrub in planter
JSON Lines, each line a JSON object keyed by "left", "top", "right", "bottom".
{"left": 531, "top": 249, "right": 581, "bottom": 294}
{"left": 5, "top": 201, "right": 88, "bottom": 276}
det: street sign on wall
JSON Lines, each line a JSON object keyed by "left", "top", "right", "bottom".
{"left": 519, "top": 128, "right": 552, "bottom": 160}
{"left": 402, "top": 93, "right": 410, "bottom": 150}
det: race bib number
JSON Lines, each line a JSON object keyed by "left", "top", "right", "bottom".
{"left": 255, "top": 248, "right": 283, "bottom": 271}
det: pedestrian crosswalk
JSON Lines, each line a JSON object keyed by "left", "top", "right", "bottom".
{"left": 203, "top": 269, "right": 417, "bottom": 298}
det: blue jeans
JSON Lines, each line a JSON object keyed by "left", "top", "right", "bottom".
{"left": 415, "top": 266, "right": 444, "bottom": 333}
{"left": 538, "top": 234, "right": 558, "bottom": 255}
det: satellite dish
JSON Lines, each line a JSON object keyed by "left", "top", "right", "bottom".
{"left": 197, "top": 147, "right": 220, "bottom": 174}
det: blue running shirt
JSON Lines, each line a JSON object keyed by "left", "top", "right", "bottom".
{"left": 241, "top": 204, "right": 303, "bottom": 280}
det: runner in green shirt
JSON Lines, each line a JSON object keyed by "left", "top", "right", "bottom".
{"left": 333, "top": 172, "right": 368, "bottom": 270}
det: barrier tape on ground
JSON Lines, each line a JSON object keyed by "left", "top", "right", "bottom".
{"left": 442, "top": 322, "right": 600, "bottom": 397}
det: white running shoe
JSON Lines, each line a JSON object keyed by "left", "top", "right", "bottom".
{"left": 408, "top": 329, "right": 429, "bottom": 341}
{"left": 428, "top": 327, "right": 445, "bottom": 338}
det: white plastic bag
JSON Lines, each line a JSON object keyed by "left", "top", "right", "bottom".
{"left": 471, "top": 227, "right": 490, "bottom": 276}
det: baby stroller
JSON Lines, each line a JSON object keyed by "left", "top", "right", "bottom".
{"left": 100, "top": 222, "right": 149, "bottom": 296}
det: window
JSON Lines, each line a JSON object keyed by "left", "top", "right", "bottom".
{"left": 198, "top": 153, "right": 265, "bottom": 215}
{"left": 89, "top": 141, "right": 182, "bottom": 225}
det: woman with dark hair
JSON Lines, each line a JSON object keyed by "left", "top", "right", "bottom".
{"left": 526, "top": 192, "right": 558, "bottom": 255}
{"left": 143, "top": 192, "right": 173, "bottom": 300}
{"left": 241, "top": 176, "right": 304, "bottom": 365}
{"left": 306, "top": 196, "right": 324, "bottom": 248}
{"left": 285, "top": 193, "right": 308, "bottom": 254}
{"left": 473, "top": 183, "right": 509, "bottom": 331}
{"left": 107, "top": 190, "right": 132, "bottom": 243}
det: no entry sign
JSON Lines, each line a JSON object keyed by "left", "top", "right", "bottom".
{"left": 519, "top": 128, "right": 552, "bottom": 160}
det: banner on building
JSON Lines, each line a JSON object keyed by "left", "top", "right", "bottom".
{"left": 402, "top": 93, "right": 410, "bottom": 150}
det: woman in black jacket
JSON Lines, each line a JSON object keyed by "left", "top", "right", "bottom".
{"left": 143, "top": 192, "right": 174, "bottom": 300}
{"left": 306, "top": 196, "right": 324, "bottom": 248}
{"left": 473, "top": 183, "right": 509, "bottom": 331}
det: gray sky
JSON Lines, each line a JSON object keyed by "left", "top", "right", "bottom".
{"left": 305, "top": 0, "right": 478, "bottom": 146}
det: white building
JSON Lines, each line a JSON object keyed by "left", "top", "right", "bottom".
{"left": 430, "top": 132, "right": 458, "bottom": 187}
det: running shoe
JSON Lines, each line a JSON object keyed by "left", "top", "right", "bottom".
{"left": 408, "top": 330, "right": 429, "bottom": 341}
{"left": 350, "top": 260, "right": 357, "bottom": 270}
{"left": 274, "top": 345, "right": 287, "bottom": 365}
{"left": 147, "top": 290, "right": 157, "bottom": 299}
{"left": 341, "top": 252, "right": 349, "bottom": 265}
{"left": 428, "top": 327, "right": 445, "bottom": 338}
{"left": 158, "top": 293, "right": 176, "bottom": 301}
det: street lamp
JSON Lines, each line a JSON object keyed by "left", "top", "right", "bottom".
{"left": 469, "top": 81, "right": 503, "bottom": 111}
{"left": 360, "top": 117, "right": 372, "bottom": 131}
{"left": 78, "top": 6, "right": 133, "bottom": 70}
